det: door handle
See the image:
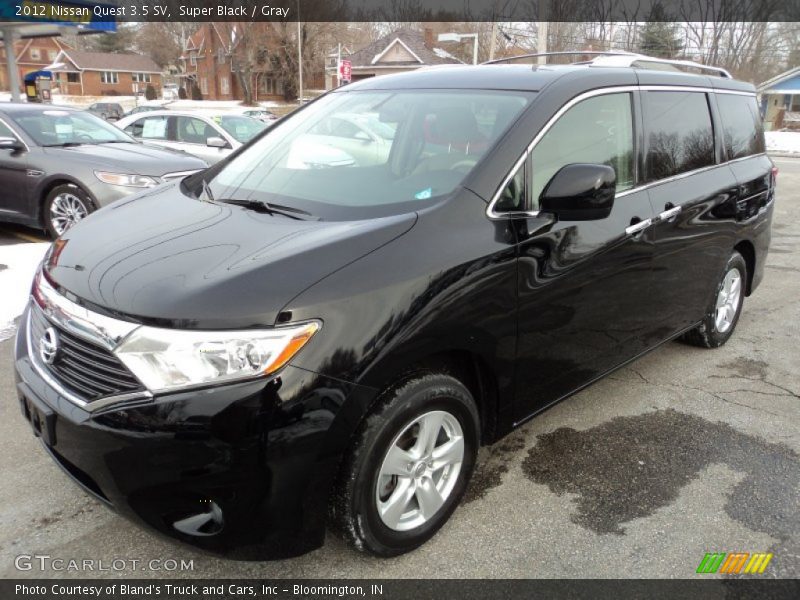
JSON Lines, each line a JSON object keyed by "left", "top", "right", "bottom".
{"left": 659, "top": 206, "right": 682, "bottom": 221}
{"left": 625, "top": 218, "right": 652, "bottom": 236}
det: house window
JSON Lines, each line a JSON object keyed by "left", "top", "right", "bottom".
{"left": 217, "top": 48, "right": 226, "bottom": 64}
{"left": 30, "top": 48, "right": 41, "bottom": 60}
{"left": 200, "top": 77, "right": 208, "bottom": 95}
{"left": 67, "top": 72, "right": 79, "bottom": 84}
{"left": 190, "top": 53, "right": 197, "bottom": 66}
{"left": 48, "top": 50, "right": 57, "bottom": 61}
{"left": 101, "top": 71, "right": 119, "bottom": 84}
{"left": 220, "top": 76, "right": 230, "bottom": 95}
{"left": 132, "top": 73, "right": 152, "bottom": 83}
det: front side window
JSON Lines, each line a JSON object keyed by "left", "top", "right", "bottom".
{"left": 192, "top": 89, "right": 532, "bottom": 220}
{"left": 716, "top": 94, "right": 765, "bottom": 160}
{"left": 530, "top": 92, "right": 634, "bottom": 208}
{"left": 644, "top": 91, "right": 715, "bottom": 181}
{"left": 10, "top": 109, "right": 132, "bottom": 146}
{"left": 176, "top": 116, "right": 214, "bottom": 144}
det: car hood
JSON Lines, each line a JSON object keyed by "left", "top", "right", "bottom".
{"left": 42, "top": 142, "right": 207, "bottom": 176}
{"left": 45, "top": 184, "right": 417, "bottom": 328}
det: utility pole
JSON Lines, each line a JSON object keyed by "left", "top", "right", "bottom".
{"left": 488, "top": 22, "right": 498, "bottom": 62}
{"left": 2, "top": 27, "right": 21, "bottom": 102}
{"left": 537, "top": 0, "right": 548, "bottom": 65}
{"left": 296, "top": 0, "right": 303, "bottom": 103}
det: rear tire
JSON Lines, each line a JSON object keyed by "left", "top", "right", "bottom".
{"left": 44, "top": 184, "right": 95, "bottom": 238}
{"left": 681, "top": 251, "right": 747, "bottom": 348}
{"left": 331, "top": 372, "right": 479, "bottom": 557}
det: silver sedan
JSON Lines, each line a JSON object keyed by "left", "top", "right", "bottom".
{"left": 115, "top": 110, "right": 267, "bottom": 164}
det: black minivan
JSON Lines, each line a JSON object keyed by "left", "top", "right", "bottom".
{"left": 14, "top": 56, "right": 774, "bottom": 559}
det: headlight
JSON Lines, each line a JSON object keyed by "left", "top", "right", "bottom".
{"left": 94, "top": 171, "right": 158, "bottom": 188}
{"left": 115, "top": 321, "right": 320, "bottom": 392}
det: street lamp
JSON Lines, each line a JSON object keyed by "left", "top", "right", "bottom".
{"left": 438, "top": 32, "right": 479, "bottom": 65}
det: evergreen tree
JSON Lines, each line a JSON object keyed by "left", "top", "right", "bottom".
{"left": 637, "top": 4, "right": 684, "bottom": 58}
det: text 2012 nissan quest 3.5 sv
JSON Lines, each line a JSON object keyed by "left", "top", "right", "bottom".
{"left": 14, "top": 55, "right": 774, "bottom": 559}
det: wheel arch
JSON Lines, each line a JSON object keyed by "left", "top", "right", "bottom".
{"left": 734, "top": 239, "right": 756, "bottom": 296}
{"left": 34, "top": 177, "right": 97, "bottom": 226}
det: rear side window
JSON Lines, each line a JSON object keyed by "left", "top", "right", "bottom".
{"left": 716, "top": 94, "right": 765, "bottom": 159}
{"left": 644, "top": 92, "right": 715, "bottom": 181}
{"left": 530, "top": 92, "right": 634, "bottom": 207}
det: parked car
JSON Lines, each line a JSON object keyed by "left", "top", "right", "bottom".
{"left": 86, "top": 102, "right": 124, "bottom": 121}
{"left": 15, "top": 59, "right": 774, "bottom": 560}
{"left": 239, "top": 108, "right": 280, "bottom": 125}
{"left": 115, "top": 110, "right": 267, "bottom": 164}
{"left": 123, "top": 104, "right": 166, "bottom": 118}
{"left": 0, "top": 104, "right": 207, "bottom": 236}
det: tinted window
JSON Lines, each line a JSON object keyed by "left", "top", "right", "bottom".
{"left": 644, "top": 92, "right": 714, "bottom": 181}
{"left": 716, "top": 94, "right": 765, "bottom": 159}
{"left": 530, "top": 93, "right": 634, "bottom": 207}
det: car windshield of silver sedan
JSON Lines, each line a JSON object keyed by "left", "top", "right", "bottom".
{"left": 193, "top": 89, "right": 533, "bottom": 220}
{"left": 10, "top": 109, "right": 133, "bottom": 147}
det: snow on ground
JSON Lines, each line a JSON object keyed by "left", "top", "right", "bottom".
{"left": 766, "top": 131, "right": 800, "bottom": 155}
{"left": 0, "top": 243, "right": 49, "bottom": 342}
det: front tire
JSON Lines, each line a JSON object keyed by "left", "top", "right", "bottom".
{"left": 44, "top": 184, "right": 95, "bottom": 238}
{"left": 331, "top": 373, "right": 479, "bottom": 557}
{"left": 682, "top": 250, "right": 747, "bottom": 348}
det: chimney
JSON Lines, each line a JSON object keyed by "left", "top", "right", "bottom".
{"left": 424, "top": 28, "right": 434, "bottom": 49}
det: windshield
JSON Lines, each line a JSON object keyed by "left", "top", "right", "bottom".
{"left": 215, "top": 115, "right": 267, "bottom": 144}
{"left": 10, "top": 109, "right": 133, "bottom": 146}
{"left": 194, "top": 89, "right": 532, "bottom": 220}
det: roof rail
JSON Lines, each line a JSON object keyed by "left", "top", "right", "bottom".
{"left": 591, "top": 54, "right": 732, "bottom": 78}
{"left": 481, "top": 51, "right": 636, "bottom": 65}
{"left": 483, "top": 50, "right": 732, "bottom": 79}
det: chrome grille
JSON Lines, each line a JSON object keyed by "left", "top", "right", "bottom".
{"left": 29, "top": 304, "right": 143, "bottom": 400}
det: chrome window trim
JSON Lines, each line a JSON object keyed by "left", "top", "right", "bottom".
{"left": 486, "top": 85, "right": 759, "bottom": 220}
{"left": 25, "top": 305, "right": 152, "bottom": 413}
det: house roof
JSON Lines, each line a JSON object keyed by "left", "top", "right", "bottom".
{"left": 60, "top": 50, "right": 161, "bottom": 73}
{"left": 758, "top": 66, "right": 800, "bottom": 92}
{"left": 347, "top": 29, "right": 463, "bottom": 68}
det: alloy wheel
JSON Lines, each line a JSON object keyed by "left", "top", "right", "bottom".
{"left": 375, "top": 410, "right": 464, "bottom": 531}
{"left": 715, "top": 267, "right": 742, "bottom": 333}
{"left": 50, "top": 192, "right": 88, "bottom": 236}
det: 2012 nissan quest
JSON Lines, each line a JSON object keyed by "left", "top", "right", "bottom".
{"left": 14, "top": 56, "right": 774, "bottom": 559}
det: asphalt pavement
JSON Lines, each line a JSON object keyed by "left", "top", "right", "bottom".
{"left": 0, "top": 158, "right": 798, "bottom": 579}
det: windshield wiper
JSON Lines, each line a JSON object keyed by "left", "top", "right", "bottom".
{"left": 94, "top": 140, "right": 130, "bottom": 144}
{"left": 220, "top": 198, "right": 316, "bottom": 220}
{"left": 44, "top": 141, "right": 85, "bottom": 147}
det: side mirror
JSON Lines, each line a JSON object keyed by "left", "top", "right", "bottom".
{"left": 206, "top": 136, "right": 228, "bottom": 149}
{"left": 0, "top": 137, "right": 24, "bottom": 152}
{"left": 539, "top": 163, "right": 616, "bottom": 221}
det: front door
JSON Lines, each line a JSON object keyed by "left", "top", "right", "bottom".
{"left": 0, "top": 118, "right": 30, "bottom": 220}
{"left": 510, "top": 91, "right": 661, "bottom": 422}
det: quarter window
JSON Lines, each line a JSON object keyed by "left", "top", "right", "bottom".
{"left": 644, "top": 91, "right": 715, "bottom": 181}
{"left": 716, "top": 94, "right": 765, "bottom": 160}
{"left": 530, "top": 93, "right": 634, "bottom": 208}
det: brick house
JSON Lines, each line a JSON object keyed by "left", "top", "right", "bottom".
{"left": 49, "top": 49, "right": 162, "bottom": 96}
{"left": 179, "top": 24, "right": 287, "bottom": 102}
{"left": 0, "top": 37, "right": 72, "bottom": 92}
{"left": 325, "top": 29, "right": 462, "bottom": 90}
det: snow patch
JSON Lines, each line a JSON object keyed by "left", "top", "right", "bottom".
{"left": 0, "top": 243, "right": 49, "bottom": 342}
{"left": 766, "top": 131, "right": 800, "bottom": 155}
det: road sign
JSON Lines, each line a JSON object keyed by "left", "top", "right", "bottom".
{"left": 339, "top": 59, "right": 352, "bottom": 83}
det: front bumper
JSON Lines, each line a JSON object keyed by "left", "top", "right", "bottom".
{"left": 14, "top": 303, "right": 376, "bottom": 559}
